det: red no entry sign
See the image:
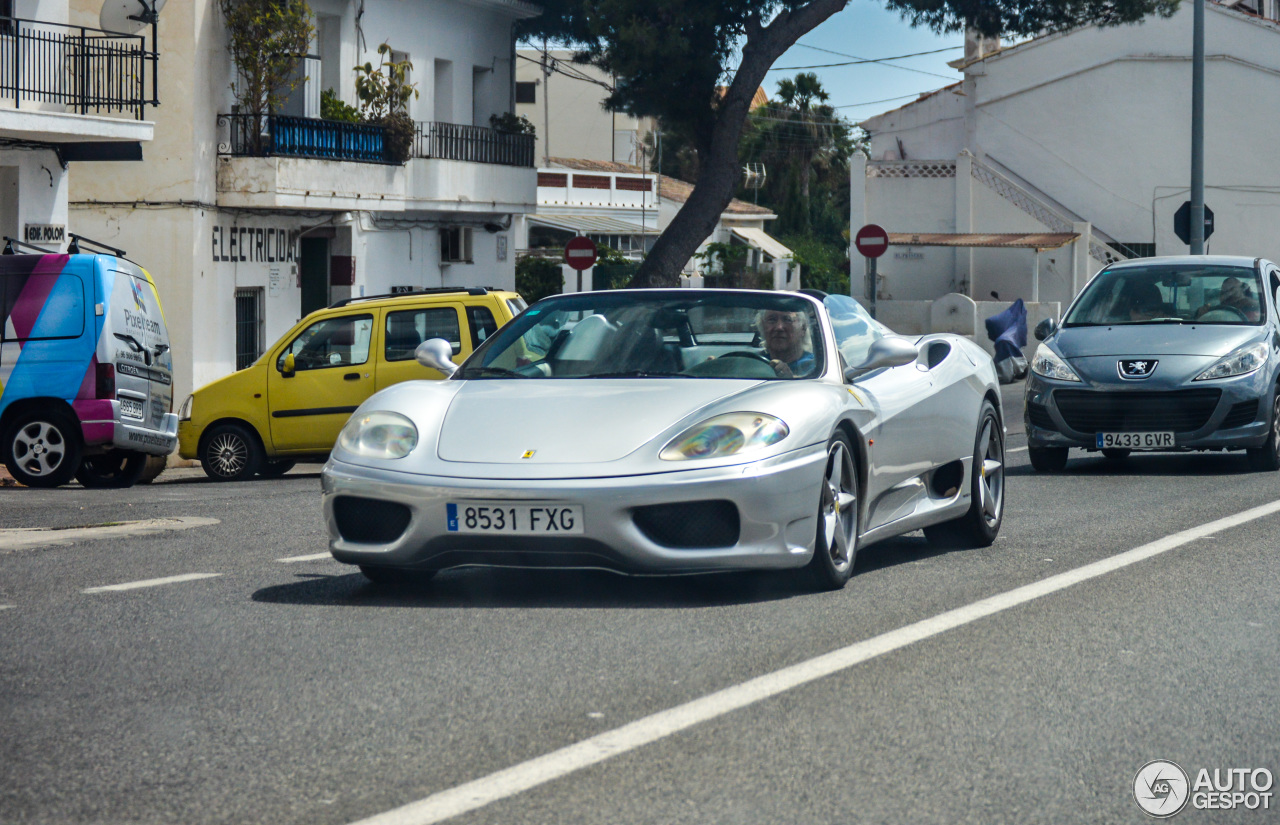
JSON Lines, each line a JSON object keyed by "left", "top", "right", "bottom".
{"left": 563, "top": 236, "right": 598, "bottom": 271}
{"left": 854, "top": 224, "right": 889, "bottom": 259}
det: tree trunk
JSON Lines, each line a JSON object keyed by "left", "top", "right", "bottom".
{"left": 631, "top": 0, "right": 848, "bottom": 288}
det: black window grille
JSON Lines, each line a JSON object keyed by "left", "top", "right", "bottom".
{"left": 235, "top": 287, "right": 263, "bottom": 369}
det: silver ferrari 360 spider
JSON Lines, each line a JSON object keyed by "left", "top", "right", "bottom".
{"left": 321, "top": 289, "right": 1005, "bottom": 590}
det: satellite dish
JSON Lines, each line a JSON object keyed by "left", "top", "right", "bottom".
{"left": 100, "top": 0, "right": 165, "bottom": 35}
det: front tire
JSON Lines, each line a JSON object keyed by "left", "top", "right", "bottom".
{"left": 1246, "top": 394, "right": 1280, "bottom": 471}
{"left": 76, "top": 451, "right": 149, "bottom": 488}
{"left": 923, "top": 400, "right": 1004, "bottom": 547}
{"left": 3, "top": 410, "right": 83, "bottom": 488}
{"left": 199, "top": 423, "right": 263, "bottom": 481}
{"left": 1028, "top": 445, "right": 1069, "bottom": 473}
{"left": 801, "top": 431, "right": 859, "bottom": 591}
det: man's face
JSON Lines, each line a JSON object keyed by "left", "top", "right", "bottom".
{"left": 1221, "top": 278, "right": 1244, "bottom": 303}
{"left": 762, "top": 311, "right": 803, "bottom": 356}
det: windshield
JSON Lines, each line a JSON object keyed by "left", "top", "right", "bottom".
{"left": 1065, "top": 264, "right": 1265, "bottom": 326}
{"left": 459, "top": 291, "right": 825, "bottom": 380}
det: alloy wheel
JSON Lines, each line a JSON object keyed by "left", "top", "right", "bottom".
{"left": 821, "top": 439, "right": 858, "bottom": 572}
{"left": 976, "top": 418, "right": 1005, "bottom": 529}
{"left": 208, "top": 432, "right": 249, "bottom": 477}
{"left": 12, "top": 421, "right": 68, "bottom": 478}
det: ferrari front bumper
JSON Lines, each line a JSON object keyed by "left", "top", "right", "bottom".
{"left": 321, "top": 445, "right": 828, "bottom": 575}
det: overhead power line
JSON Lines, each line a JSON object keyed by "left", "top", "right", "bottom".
{"left": 769, "top": 44, "right": 962, "bottom": 79}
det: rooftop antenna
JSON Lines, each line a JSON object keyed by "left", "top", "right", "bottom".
{"left": 743, "top": 162, "right": 767, "bottom": 203}
{"left": 99, "top": 0, "right": 165, "bottom": 107}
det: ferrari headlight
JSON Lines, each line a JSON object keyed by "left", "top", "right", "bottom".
{"left": 1194, "top": 341, "right": 1268, "bottom": 381}
{"left": 1030, "top": 346, "right": 1081, "bottom": 382}
{"left": 178, "top": 394, "right": 193, "bottom": 421}
{"left": 659, "top": 413, "right": 789, "bottom": 461}
{"left": 337, "top": 411, "right": 418, "bottom": 459}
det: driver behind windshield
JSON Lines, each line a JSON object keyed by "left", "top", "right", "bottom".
{"left": 758, "top": 309, "right": 815, "bottom": 378}
{"left": 1196, "top": 276, "right": 1260, "bottom": 322}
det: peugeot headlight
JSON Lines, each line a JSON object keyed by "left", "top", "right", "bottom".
{"left": 1194, "top": 341, "right": 1268, "bottom": 381}
{"left": 659, "top": 413, "right": 789, "bottom": 461}
{"left": 178, "top": 394, "right": 193, "bottom": 421}
{"left": 337, "top": 411, "right": 418, "bottom": 459}
{"left": 1030, "top": 346, "right": 1081, "bottom": 382}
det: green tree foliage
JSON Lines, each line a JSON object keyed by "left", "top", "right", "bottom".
{"left": 516, "top": 256, "right": 565, "bottom": 303}
{"left": 521, "top": 0, "right": 1176, "bottom": 287}
{"left": 221, "top": 0, "right": 314, "bottom": 149}
{"left": 320, "top": 88, "right": 360, "bottom": 123}
{"left": 354, "top": 43, "right": 420, "bottom": 163}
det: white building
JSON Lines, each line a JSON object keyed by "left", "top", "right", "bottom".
{"left": 515, "top": 48, "right": 657, "bottom": 168}
{"left": 525, "top": 157, "right": 799, "bottom": 290}
{"left": 67, "top": 0, "right": 538, "bottom": 409}
{"left": 1, "top": 0, "right": 154, "bottom": 255}
{"left": 853, "top": 1, "right": 1280, "bottom": 321}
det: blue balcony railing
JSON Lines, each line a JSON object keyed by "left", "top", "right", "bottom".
{"left": 218, "top": 113, "right": 536, "bottom": 168}
{"left": 217, "top": 113, "right": 392, "bottom": 164}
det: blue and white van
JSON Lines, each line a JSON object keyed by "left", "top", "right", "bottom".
{"left": 0, "top": 252, "right": 178, "bottom": 488}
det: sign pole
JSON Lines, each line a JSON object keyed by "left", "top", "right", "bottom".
{"left": 1190, "top": 0, "right": 1206, "bottom": 255}
{"left": 867, "top": 257, "right": 877, "bottom": 319}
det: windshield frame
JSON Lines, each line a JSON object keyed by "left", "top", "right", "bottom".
{"left": 457, "top": 290, "right": 828, "bottom": 381}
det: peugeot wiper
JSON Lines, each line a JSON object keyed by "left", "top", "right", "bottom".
{"left": 1129, "top": 317, "right": 1186, "bottom": 324}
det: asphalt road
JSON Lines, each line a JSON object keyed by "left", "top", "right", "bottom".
{"left": 2, "top": 381, "right": 1279, "bottom": 824}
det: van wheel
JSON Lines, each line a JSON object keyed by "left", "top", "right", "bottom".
{"left": 3, "top": 410, "right": 83, "bottom": 488}
{"left": 199, "top": 423, "right": 263, "bottom": 481}
{"left": 76, "top": 452, "right": 149, "bottom": 488}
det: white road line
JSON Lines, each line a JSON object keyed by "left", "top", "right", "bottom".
{"left": 277, "top": 552, "right": 334, "bottom": 564}
{"left": 348, "top": 497, "right": 1280, "bottom": 825}
{"left": 82, "top": 573, "right": 222, "bottom": 594}
{"left": 0, "top": 517, "right": 220, "bottom": 552}
{"left": 1007, "top": 446, "right": 1028, "bottom": 453}
{"left": 0, "top": 605, "right": 14, "bottom": 611}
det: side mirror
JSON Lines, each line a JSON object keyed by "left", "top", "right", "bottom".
{"left": 844, "top": 337, "right": 920, "bottom": 381}
{"left": 280, "top": 352, "right": 295, "bottom": 377}
{"left": 416, "top": 338, "right": 458, "bottom": 377}
{"left": 1034, "top": 318, "right": 1057, "bottom": 341}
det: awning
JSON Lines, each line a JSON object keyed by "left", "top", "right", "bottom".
{"left": 529, "top": 213, "right": 661, "bottom": 235}
{"left": 887, "top": 232, "right": 1078, "bottom": 251}
{"left": 730, "top": 226, "right": 792, "bottom": 259}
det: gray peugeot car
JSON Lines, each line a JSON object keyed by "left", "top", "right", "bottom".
{"left": 1025, "top": 255, "right": 1280, "bottom": 472}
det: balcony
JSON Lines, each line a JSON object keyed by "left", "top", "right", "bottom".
{"left": 216, "top": 114, "right": 536, "bottom": 213}
{"left": 0, "top": 16, "right": 156, "bottom": 146}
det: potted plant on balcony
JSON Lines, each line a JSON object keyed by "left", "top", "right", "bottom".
{"left": 355, "top": 44, "right": 419, "bottom": 164}
{"left": 220, "top": 0, "right": 314, "bottom": 155}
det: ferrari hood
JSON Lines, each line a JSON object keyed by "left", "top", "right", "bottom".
{"left": 436, "top": 380, "right": 761, "bottom": 464}
{"left": 1054, "top": 324, "right": 1262, "bottom": 358}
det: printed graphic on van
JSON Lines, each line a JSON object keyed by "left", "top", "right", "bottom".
{"left": 1, "top": 253, "right": 178, "bottom": 488}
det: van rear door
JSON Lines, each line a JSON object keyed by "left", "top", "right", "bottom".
{"left": 108, "top": 267, "right": 173, "bottom": 431}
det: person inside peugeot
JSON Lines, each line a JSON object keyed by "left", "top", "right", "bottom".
{"left": 1196, "top": 276, "right": 1261, "bottom": 321}
{"left": 759, "top": 309, "right": 815, "bottom": 378}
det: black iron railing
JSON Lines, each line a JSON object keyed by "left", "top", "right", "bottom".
{"left": 217, "top": 113, "right": 393, "bottom": 164}
{"left": 415, "top": 121, "right": 535, "bottom": 167}
{"left": 217, "top": 114, "right": 537, "bottom": 168}
{"left": 0, "top": 16, "right": 154, "bottom": 119}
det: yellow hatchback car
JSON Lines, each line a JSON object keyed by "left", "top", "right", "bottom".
{"left": 178, "top": 287, "right": 525, "bottom": 480}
